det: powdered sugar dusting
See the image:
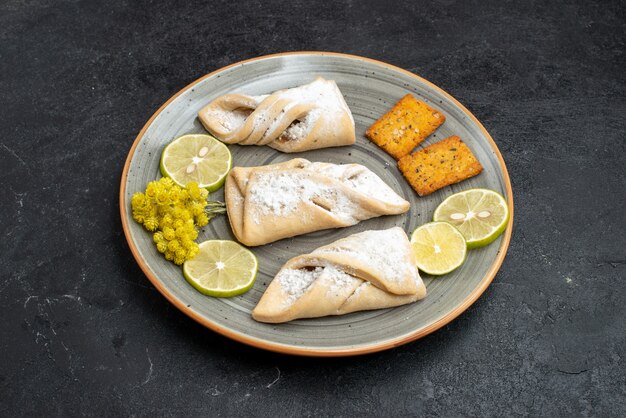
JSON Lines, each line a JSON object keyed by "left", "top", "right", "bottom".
{"left": 280, "top": 109, "right": 321, "bottom": 142}
{"left": 320, "top": 265, "right": 359, "bottom": 296}
{"left": 311, "top": 163, "right": 407, "bottom": 206}
{"left": 277, "top": 265, "right": 360, "bottom": 305}
{"left": 315, "top": 229, "right": 416, "bottom": 283}
{"left": 276, "top": 79, "right": 346, "bottom": 111}
{"left": 247, "top": 172, "right": 322, "bottom": 217}
{"left": 247, "top": 171, "right": 360, "bottom": 224}
{"left": 346, "top": 282, "right": 370, "bottom": 303}
{"left": 277, "top": 267, "right": 323, "bottom": 305}
{"left": 343, "top": 171, "right": 406, "bottom": 205}
{"left": 245, "top": 162, "right": 406, "bottom": 224}
{"left": 264, "top": 78, "right": 350, "bottom": 142}
{"left": 201, "top": 78, "right": 353, "bottom": 148}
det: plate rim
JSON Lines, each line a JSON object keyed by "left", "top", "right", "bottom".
{"left": 119, "top": 51, "right": 514, "bottom": 357}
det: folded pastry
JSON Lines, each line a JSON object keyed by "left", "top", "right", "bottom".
{"left": 197, "top": 77, "right": 355, "bottom": 152}
{"left": 252, "top": 227, "right": 427, "bottom": 323}
{"left": 225, "top": 158, "right": 410, "bottom": 246}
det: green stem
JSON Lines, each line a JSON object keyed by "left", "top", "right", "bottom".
{"left": 205, "top": 200, "right": 227, "bottom": 221}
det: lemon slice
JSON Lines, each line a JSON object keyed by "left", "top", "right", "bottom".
{"left": 433, "top": 188, "right": 510, "bottom": 249}
{"left": 160, "top": 134, "right": 231, "bottom": 191}
{"left": 183, "top": 240, "right": 258, "bottom": 297}
{"left": 410, "top": 222, "right": 467, "bottom": 275}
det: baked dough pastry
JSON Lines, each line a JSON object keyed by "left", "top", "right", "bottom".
{"left": 252, "top": 227, "right": 427, "bottom": 323}
{"left": 225, "top": 158, "right": 410, "bottom": 246}
{"left": 197, "top": 77, "right": 355, "bottom": 152}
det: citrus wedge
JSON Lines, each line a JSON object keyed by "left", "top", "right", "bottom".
{"left": 160, "top": 134, "right": 231, "bottom": 191}
{"left": 183, "top": 240, "right": 258, "bottom": 297}
{"left": 410, "top": 222, "right": 467, "bottom": 275}
{"left": 433, "top": 188, "right": 510, "bottom": 249}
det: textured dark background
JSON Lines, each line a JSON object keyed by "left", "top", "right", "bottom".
{"left": 1, "top": 0, "right": 625, "bottom": 416}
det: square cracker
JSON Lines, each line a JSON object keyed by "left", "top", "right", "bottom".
{"left": 398, "top": 136, "right": 483, "bottom": 196}
{"left": 365, "top": 94, "right": 446, "bottom": 160}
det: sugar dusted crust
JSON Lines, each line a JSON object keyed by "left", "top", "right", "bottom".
{"left": 252, "top": 227, "right": 427, "bottom": 323}
{"left": 198, "top": 77, "right": 355, "bottom": 153}
{"left": 224, "top": 159, "right": 410, "bottom": 246}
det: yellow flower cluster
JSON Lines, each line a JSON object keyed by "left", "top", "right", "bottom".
{"left": 131, "top": 178, "right": 210, "bottom": 265}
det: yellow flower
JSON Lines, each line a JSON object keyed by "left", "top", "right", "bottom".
{"left": 155, "top": 190, "right": 170, "bottom": 206}
{"left": 145, "top": 182, "right": 158, "bottom": 198}
{"left": 187, "top": 245, "right": 199, "bottom": 259}
{"left": 190, "top": 203, "right": 205, "bottom": 216}
{"left": 159, "top": 177, "right": 174, "bottom": 188}
{"left": 170, "top": 207, "right": 182, "bottom": 219}
{"left": 175, "top": 227, "right": 187, "bottom": 239}
{"left": 179, "top": 209, "right": 192, "bottom": 221}
{"left": 131, "top": 192, "right": 146, "bottom": 209}
{"left": 132, "top": 211, "right": 145, "bottom": 223}
{"left": 163, "top": 227, "right": 175, "bottom": 241}
{"left": 175, "top": 248, "right": 186, "bottom": 260}
{"left": 143, "top": 216, "right": 159, "bottom": 231}
{"left": 187, "top": 182, "right": 201, "bottom": 200}
{"left": 156, "top": 241, "right": 168, "bottom": 253}
{"left": 131, "top": 177, "right": 228, "bottom": 266}
{"left": 132, "top": 200, "right": 148, "bottom": 213}
{"left": 168, "top": 240, "right": 180, "bottom": 252}
{"left": 153, "top": 232, "right": 165, "bottom": 243}
{"left": 168, "top": 188, "right": 180, "bottom": 204}
{"left": 196, "top": 213, "right": 209, "bottom": 227}
{"left": 160, "top": 214, "right": 173, "bottom": 229}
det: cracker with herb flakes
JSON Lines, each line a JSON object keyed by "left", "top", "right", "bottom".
{"left": 365, "top": 94, "right": 446, "bottom": 160}
{"left": 398, "top": 136, "right": 483, "bottom": 196}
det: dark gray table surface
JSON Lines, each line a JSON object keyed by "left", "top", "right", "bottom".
{"left": 1, "top": 0, "right": 624, "bottom": 416}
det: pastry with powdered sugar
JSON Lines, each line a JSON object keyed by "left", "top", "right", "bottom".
{"left": 252, "top": 227, "right": 426, "bottom": 323}
{"left": 198, "top": 77, "right": 355, "bottom": 152}
{"left": 224, "top": 158, "right": 410, "bottom": 246}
